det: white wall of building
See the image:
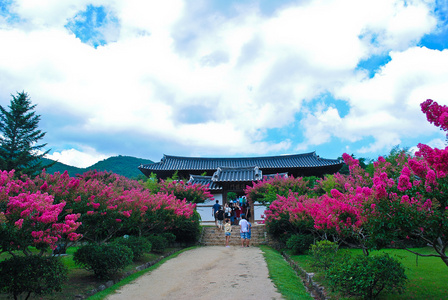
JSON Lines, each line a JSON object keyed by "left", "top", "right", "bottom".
{"left": 196, "top": 194, "right": 222, "bottom": 222}
{"left": 253, "top": 203, "right": 267, "bottom": 223}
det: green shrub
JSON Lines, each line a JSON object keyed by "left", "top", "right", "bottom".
{"left": 326, "top": 253, "right": 407, "bottom": 299}
{"left": 112, "top": 236, "right": 152, "bottom": 260}
{"left": 169, "top": 211, "right": 201, "bottom": 243}
{"left": 147, "top": 235, "right": 168, "bottom": 253}
{"left": 73, "top": 243, "right": 133, "bottom": 279}
{"left": 310, "top": 240, "right": 338, "bottom": 270}
{"left": 0, "top": 255, "right": 68, "bottom": 300}
{"left": 227, "top": 192, "right": 237, "bottom": 201}
{"left": 286, "top": 234, "right": 314, "bottom": 254}
{"left": 160, "top": 232, "right": 176, "bottom": 244}
{"left": 265, "top": 219, "right": 293, "bottom": 249}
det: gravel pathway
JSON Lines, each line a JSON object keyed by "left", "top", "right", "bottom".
{"left": 106, "top": 246, "right": 283, "bottom": 300}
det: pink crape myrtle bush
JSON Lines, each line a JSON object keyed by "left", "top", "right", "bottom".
{"left": 262, "top": 166, "right": 375, "bottom": 254}
{"left": 245, "top": 174, "right": 312, "bottom": 205}
{"left": 364, "top": 151, "right": 448, "bottom": 265}
{"left": 46, "top": 170, "right": 200, "bottom": 244}
{"left": 1, "top": 191, "right": 81, "bottom": 256}
{"left": 158, "top": 179, "right": 214, "bottom": 204}
{"left": 0, "top": 169, "right": 205, "bottom": 255}
{"left": 114, "top": 188, "right": 198, "bottom": 237}
{"left": 261, "top": 99, "right": 448, "bottom": 266}
{"left": 263, "top": 192, "right": 314, "bottom": 243}
{"left": 360, "top": 100, "right": 448, "bottom": 266}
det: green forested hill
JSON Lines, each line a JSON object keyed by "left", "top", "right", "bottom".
{"left": 87, "top": 155, "right": 153, "bottom": 178}
{"left": 42, "top": 155, "right": 153, "bottom": 179}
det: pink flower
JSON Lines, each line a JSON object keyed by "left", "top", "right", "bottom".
{"left": 397, "top": 174, "right": 412, "bottom": 192}
{"left": 40, "top": 181, "right": 48, "bottom": 191}
{"left": 31, "top": 230, "right": 44, "bottom": 238}
{"left": 14, "top": 219, "right": 24, "bottom": 229}
{"left": 400, "top": 195, "right": 410, "bottom": 205}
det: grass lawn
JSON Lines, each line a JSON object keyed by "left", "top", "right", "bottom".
{"left": 290, "top": 247, "right": 448, "bottom": 300}
{"left": 0, "top": 247, "right": 177, "bottom": 300}
{"left": 260, "top": 245, "right": 313, "bottom": 300}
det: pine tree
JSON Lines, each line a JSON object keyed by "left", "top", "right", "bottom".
{"left": 0, "top": 92, "right": 52, "bottom": 176}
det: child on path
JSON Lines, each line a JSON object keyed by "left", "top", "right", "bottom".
{"left": 224, "top": 219, "right": 232, "bottom": 247}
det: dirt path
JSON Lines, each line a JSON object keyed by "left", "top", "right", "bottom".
{"left": 106, "top": 246, "right": 283, "bottom": 300}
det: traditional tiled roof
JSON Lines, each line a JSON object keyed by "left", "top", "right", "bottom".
{"left": 139, "top": 152, "right": 341, "bottom": 174}
{"left": 263, "top": 173, "right": 288, "bottom": 180}
{"left": 188, "top": 175, "right": 222, "bottom": 191}
{"left": 189, "top": 169, "right": 289, "bottom": 191}
{"left": 212, "top": 166, "right": 262, "bottom": 182}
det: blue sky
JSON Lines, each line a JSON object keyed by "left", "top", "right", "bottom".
{"left": 0, "top": 0, "right": 448, "bottom": 168}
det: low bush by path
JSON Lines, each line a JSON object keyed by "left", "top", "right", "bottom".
{"left": 0, "top": 246, "right": 177, "bottom": 300}
{"left": 290, "top": 247, "right": 448, "bottom": 299}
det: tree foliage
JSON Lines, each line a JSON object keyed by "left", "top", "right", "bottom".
{"left": 245, "top": 175, "right": 312, "bottom": 205}
{"left": 73, "top": 243, "right": 133, "bottom": 279}
{"left": 327, "top": 253, "right": 407, "bottom": 299}
{"left": 0, "top": 255, "right": 68, "bottom": 300}
{"left": 0, "top": 92, "right": 52, "bottom": 177}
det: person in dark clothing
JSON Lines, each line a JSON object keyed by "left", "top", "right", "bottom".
{"left": 212, "top": 200, "right": 221, "bottom": 228}
{"left": 216, "top": 206, "right": 225, "bottom": 230}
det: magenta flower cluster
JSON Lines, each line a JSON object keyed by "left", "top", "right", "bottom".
{"left": 260, "top": 99, "right": 448, "bottom": 263}
{"left": 0, "top": 169, "right": 210, "bottom": 254}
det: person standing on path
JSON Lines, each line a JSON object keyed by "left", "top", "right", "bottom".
{"left": 216, "top": 206, "right": 225, "bottom": 230}
{"left": 235, "top": 202, "right": 241, "bottom": 224}
{"left": 246, "top": 220, "right": 252, "bottom": 247}
{"left": 239, "top": 214, "right": 249, "bottom": 247}
{"left": 224, "top": 202, "right": 231, "bottom": 222}
{"left": 224, "top": 219, "right": 232, "bottom": 247}
{"left": 212, "top": 200, "right": 221, "bottom": 228}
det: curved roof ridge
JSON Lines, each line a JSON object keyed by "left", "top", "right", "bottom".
{"left": 139, "top": 151, "right": 343, "bottom": 177}
{"left": 162, "top": 152, "right": 317, "bottom": 161}
{"left": 217, "top": 165, "right": 259, "bottom": 169}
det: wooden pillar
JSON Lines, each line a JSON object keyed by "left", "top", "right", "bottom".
{"left": 249, "top": 202, "right": 254, "bottom": 223}
{"left": 222, "top": 186, "right": 227, "bottom": 205}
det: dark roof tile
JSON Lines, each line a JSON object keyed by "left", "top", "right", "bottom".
{"left": 188, "top": 175, "right": 221, "bottom": 191}
{"left": 212, "top": 166, "right": 262, "bottom": 182}
{"left": 139, "top": 152, "right": 342, "bottom": 172}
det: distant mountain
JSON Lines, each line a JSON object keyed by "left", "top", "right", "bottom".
{"left": 42, "top": 155, "right": 154, "bottom": 179}
{"left": 41, "top": 158, "right": 84, "bottom": 176}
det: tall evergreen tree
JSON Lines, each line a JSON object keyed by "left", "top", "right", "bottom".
{"left": 0, "top": 92, "right": 52, "bottom": 176}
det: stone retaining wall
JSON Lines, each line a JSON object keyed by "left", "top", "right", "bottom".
{"left": 281, "top": 252, "right": 329, "bottom": 300}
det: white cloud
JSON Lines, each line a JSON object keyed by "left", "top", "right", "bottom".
{"left": 332, "top": 47, "right": 448, "bottom": 151}
{"left": 45, "top": 147, "right": 109, "bottom": 168}
{"left": 0, "top": 0, "right": 445, "bottom": 165}
{"left": 10, "top": 0, "right": 90, "bottom": 28}
{"left": 297, "top": 105, "right": 344, "bottom": 150}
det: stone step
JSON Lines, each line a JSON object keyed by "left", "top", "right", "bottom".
{"left": 200, "top": 225, "right": 268, "bottom": 246}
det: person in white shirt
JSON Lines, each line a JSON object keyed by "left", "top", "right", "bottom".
{"left": 239, "top": 214, "right": 249, "bottom": 247}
